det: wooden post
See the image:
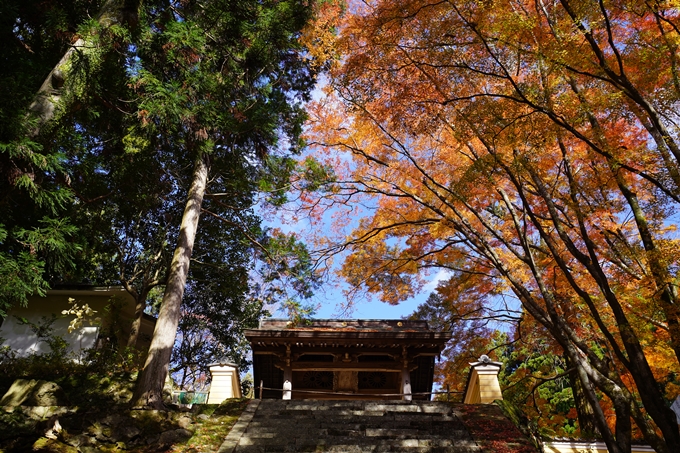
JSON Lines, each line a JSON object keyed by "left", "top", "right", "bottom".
{"left": 259, "top": 380, "right": 263, "bottom": 400}
{"left": 282, "top": 380, "right": 292, "bottom": 400}
{"left": 401, "top": 345, "right": 412, "bottom": 401}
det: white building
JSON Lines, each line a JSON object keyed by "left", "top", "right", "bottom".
{"left": 0, "top": 285, "right": 156, "bottom": 357}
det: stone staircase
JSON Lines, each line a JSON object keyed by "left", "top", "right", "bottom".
{"left": 217, "top": 399, "right": 537, "bottom": 453}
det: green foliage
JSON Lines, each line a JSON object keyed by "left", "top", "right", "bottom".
{"left": 0, "top": 0, "right": 102, "bottom": 135}
{"left": 411, "top": 288, "right": 583, "bottom": 437}
{"left": 0, "top": 0, "right": 99, "bottom": 315}
{"left": 255, "top": 230, "right": 321, "bottom": 302}
{"left": 409, "top": 290, "right": 497, "bottom": 396}
{"left": 280, "top": 300, "right": 317, "bottom": 327}
{"left": 0, "top": 406, "right": 37, "bottom": 446}
{"left": 0, "top": 339, "right": 143, "bottom": 407}
{"left": 241, "top": 372, "right": 254, "bottom": 398}
{"left": 0, "top": 295, "right": 145, "bottom": 400}
{"left": 498, "top": 326, "right": 581, "bottom": 438}
{"left": 211, "top": 398, "right": 251, "bottom": 417}
{"left": 298, "top": 156, "right": 336, "bottom": 192}
{"left": 100, "top": 296, "right": 127, "bottom": 337}
{"left": 260, "top": 156, "right": 298, "bottom": 206}
{"left": 259, "top": 156, "right": 336, "bottom": 205}
{"left": 0, "top": 217, "right": 81, "bottom": 316}
{"left": 0, "top": 138, "right": 72, "bottom": 212}
{"left": 15, "top": 218, "right": 81, "bottom": 273}
{"left": 2, "top": 0, "right": 322, "bottom": 398}
{"left": 0, "top": 248, "right": 47, "bottom": 317}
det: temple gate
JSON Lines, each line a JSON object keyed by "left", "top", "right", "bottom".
{"left": 245, "top": 319, "right": 451, "bottom": 400}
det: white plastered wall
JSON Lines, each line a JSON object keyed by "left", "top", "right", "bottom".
{"left": 0, "top": 288, "right": 139, "bottom": 357}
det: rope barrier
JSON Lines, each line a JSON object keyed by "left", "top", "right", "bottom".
{"left": 257, "top": 384, "right": 463, "bottom": 400}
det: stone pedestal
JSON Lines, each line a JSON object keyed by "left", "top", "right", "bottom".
{"left": 207, "top": 363, "right": 242, "bottom": 404}
{"left": 463, "top": 355, "right": 503, "bottom": 404}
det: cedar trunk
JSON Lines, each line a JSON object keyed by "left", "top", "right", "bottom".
{"left": 132, "top": 153, "right": 209, "bottom": 408}
{"left": 127, "top": 289, "right": 148, "bottom": 349}
{"left": 28, "top": 0, "right": 136, "bottom": 136}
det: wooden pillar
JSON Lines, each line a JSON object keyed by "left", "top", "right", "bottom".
{"left": 282, "top": 344, "right": 292, "bottom": 400}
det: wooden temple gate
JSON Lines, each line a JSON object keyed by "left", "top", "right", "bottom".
{"left": 245, "top": 319, "right": 452, "bottom": 400}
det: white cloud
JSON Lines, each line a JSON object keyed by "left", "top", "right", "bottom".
{"left": 422, "top": 269, "right": 453, "bottom": 293}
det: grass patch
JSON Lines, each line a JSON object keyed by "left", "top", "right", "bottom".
{"left": 140, "top": 399, "right": 249, "bottom": 453}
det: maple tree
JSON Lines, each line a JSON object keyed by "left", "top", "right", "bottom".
{"left": 498, "top": 315, "right": 598, "bottom": 439}
{"left": 301, "top": 1, "right": 680, "bottom": 452}
{"left": 409, "top": 274, "right": 502, "bottom": 395}
{"left": 412, "top": 284, "right": 599, "bottom": 440}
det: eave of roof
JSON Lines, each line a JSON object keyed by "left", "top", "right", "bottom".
{"left": 257, "top": 319, "right": 432, "bottom": 331}
{"left": 44, "top": 286, "right": 129, "bottom": 296}
{"left": 245, "top": 330, "right": 451, "bottom": 340}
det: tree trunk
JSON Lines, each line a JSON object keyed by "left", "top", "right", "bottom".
{"left": 127, "top": 288, "right": 149, "bottom": 349}
{"left": 131, "top": 152, "right": 209, "bottom": 409}
{"left": 27, "top": 0, "right": 137, "bottom": 136}
{"left": 565, "top": 354, "right": 598, "bottom": 439}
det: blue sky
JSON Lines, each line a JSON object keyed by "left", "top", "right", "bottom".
{"left": 314, "top": 292, "right": 423, "bottom": 319}
{"left": 262, "top": 77, "right": 457, "bottom": 322}
{"left": 287, "top": 268, "right": 452, "bottom": 320}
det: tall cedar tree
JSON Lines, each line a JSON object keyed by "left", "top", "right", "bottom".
{"left": 0, "top": 0, "right": 119, "bottom": 316}
{"left": 3, "top": 0, "right": 318, "bottom": 408}
{"left": 127, "top": 0, "right": 317, "bottom": 408}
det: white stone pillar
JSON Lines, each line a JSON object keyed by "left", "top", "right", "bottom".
{"left": 463, "top": 355, "right": 503, "bottom": 404}
{"left": 207, "top": 363, "right": 242, "bottom": 404}
{"left": 282, "top": 366, "right": 292, "bottom": 400}
{"left": 401, "top": 368, "right": 412, "bottom": 401}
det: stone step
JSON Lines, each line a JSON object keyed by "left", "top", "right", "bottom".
{"left": 246, "top": 420, "right": 467, "bottom": 431}
{"left": 293, "top": 438, "right": 480, "bottom": 449}
{"left": 219, "top": 399, "right": 534, "bottom": 453}
{"left": 255, "top": 402, "right": 452, "bottom": 412}
{"left": 244, "top": 422, "right": 467, "bottom": 438}
{"left": 233, "top": 444, "right": 481, "bottom": 453}
{"left": 254, "top": 408, "right": 435, "bottom": 414}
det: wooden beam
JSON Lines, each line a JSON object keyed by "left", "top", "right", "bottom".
{"left": 251, "top": 346, "right": 443, "bottom": 356}
{"left": 245, "top": 330, "right": 451, "bottom": 343}
{"left": 280, "top": 361, "right": 404, "bottom": 372}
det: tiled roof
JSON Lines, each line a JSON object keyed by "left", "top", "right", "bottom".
{"left": 257, "top": 319, "right": 431, "bottom": 331}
